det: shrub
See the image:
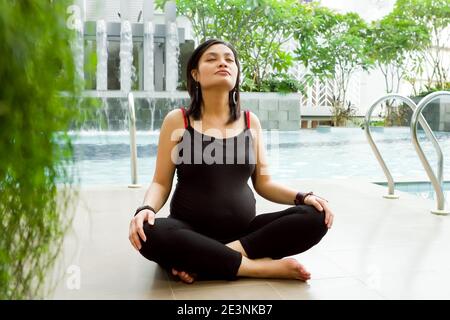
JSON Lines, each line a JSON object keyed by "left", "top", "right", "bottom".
{"left": 0, "top": 0, "right": 79, "bottom": 299}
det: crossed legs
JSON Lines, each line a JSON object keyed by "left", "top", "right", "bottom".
{"left": 139, "top": 205, "right": 328, "bottom": 283}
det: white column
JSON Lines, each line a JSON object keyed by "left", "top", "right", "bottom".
{"left": 72, "top": 0, "right": 85, "bottom": 89}
{"left": 96, "top": 20, "right": 107, "bottom": 90}
{"left": 143, "top": 0, "right": 155, "bottom": 92}
{"left": 164, "top": 1, "right": 179, "bottom": 92}
{"left": 120, "top": 19, "right": 133, "bottom": 92}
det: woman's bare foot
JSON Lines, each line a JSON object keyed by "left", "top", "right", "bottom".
{"left": 237, "top": 257, "right": 311, "bottom": 281}
{"left": 171, "top": 268, "right": 196, "bottom": 284}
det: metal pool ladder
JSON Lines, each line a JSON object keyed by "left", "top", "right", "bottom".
{"left": 364, "top": 93, "right": 446, "bottom": 214}
{"left": 410, "top": 91, "right": 449, "bottom": 215}
{"left": 128, "top": 92, "right": 141, "bottom": 188}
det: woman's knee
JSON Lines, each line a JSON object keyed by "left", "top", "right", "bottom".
{"left": 138, "top": 221, "right": 158, "bottom": 259}
{"left": 138, "top": 219, "right": 173, "bottom": 261}
{"left": 308, "top": 207, "right": 328, "bottom": 241}
{"left": 294, "top": 205, "right": 328, "bottom": 241}
{"left": 138, "top": 218, "right": 193, "bottom": 261}
{"left": 140, "top": 217, "right": 186, "bottom": 246}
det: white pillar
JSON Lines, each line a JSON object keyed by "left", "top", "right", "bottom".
{"left": 71, "top": 0, "right": 85, "bottom": 89}
{"left": 164, "top": 1, "right": 179, "bottom": 92}
{"left": 96, "top": 20, "right": 107, "bottom": 90}
{"left": 120, "top": 20, "right": 133, "bottom": 92}
{"left": 143, "top": 0, "right": 155, "bottom": 91}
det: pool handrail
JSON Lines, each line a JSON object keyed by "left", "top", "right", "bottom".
{"left": 364, "top": 94, "right": 439, "bottom": 199}
{"left": 410, "top": 91, "right": 449, "bottom": 215}
{"left": 128, "top": 92, "right": 141, "bottom": 188}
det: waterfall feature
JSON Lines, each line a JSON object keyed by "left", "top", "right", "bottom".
{"left": 165, "top": 21, "right": 180, "bottom": 92}
{"left": 165, "top": 2, "right": 180, "bottom": 92}
{"left": 143, "top": 22, "right": 155, "bottom": 92}
{"left": 78, "top": 1, "right": 187, "bottom": 132}
{"left": 73, "top": 18, "right": 84, "bottom": 89}
{"left": 147, "top": 98, "right": 156, "bottom": 131}
{"left": 120, "top": 20, "right": 133, "bottom": 92}
{"left": 96, "top": 20, "right": 107, "bottom": 90}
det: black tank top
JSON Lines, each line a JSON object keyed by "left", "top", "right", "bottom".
{"left": 170, "top": 107, "right": 257, "bottom": 241}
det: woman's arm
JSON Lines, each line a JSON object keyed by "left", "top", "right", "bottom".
{"left": 129, "top": 110, "right": 185, "bottom": 251}
{"left": 141, "top": 181, "right": 171, "bottom": 213}
{"left": 249, "top": 112, "right": 298, "bottom": 205}
{"left": 140, "top": 109, "right": 185, "bottom": 211}
{"left": 249, "top": 112, "right": 334, "bottom": 228}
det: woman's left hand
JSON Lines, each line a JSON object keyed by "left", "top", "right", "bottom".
{"left": 304, "top": 195, "right": 334, "bottom": 229}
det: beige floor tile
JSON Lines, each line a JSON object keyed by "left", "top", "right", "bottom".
{"left": 267, "top": 277, "right": 384, "bottom": 300}
{"left": 51, "top": 259, "right": 174, "bottom": 299}
{"left": 357, "top": 269, "right": 450, "bottom": 300}
{"left": 323, "top": 244, "right": 450, "bottom": 278}
{"left": 47, "top": 179, "right": 450, "bottom": 299}
{"left": 287, "top": 251, "right": 350, "bottom": 279}
{"left": 168, "top": 276, "right": 270, "bottom": 290}
{"left": 52, "top": 287, "right": 174, "bottom": 300}
{"left": 317, "top": 216, "right": 450, "bottom": 251}
{"left": 172, "top": 284, "right": 282, "bottom": 300}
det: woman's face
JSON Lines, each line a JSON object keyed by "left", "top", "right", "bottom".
{"left": 191, "top": 43, "right": 238, "bottom": 92}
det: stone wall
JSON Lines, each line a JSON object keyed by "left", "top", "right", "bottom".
{"left": 406, "top": 96, "right": 450, "bottom": 132}
{"left": 240, "top": 92, "right": 301, "bottom": 130}
{"left": 76, "top": 92, "right": 302, "bottom": 131}
{"left": 439, "top": 99, "right": 450, "bottom": 132}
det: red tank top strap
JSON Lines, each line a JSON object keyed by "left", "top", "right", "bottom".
{"left": 245, "top": 110, "right": 250, "bottom": 129}
{"left": 180, "top": 107, "right": 189, "bottom": 129}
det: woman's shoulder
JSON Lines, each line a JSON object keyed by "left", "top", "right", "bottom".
{"left": 163, "top": 108, "right": 184, "bottom": 129}
{"left": 161, "top": 108, "right": 188, "bottom": 142}
{"left": 245, "top": 110, "right": 261, "bottom": 130}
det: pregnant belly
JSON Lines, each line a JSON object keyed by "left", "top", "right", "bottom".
{"left": 170, "top": 184, "right": 256, "bottom": 241}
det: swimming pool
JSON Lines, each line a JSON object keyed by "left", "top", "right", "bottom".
{"left": 67, "top": 127, "right": 450, "bottom": 185}
{"left": 374, "top": 181, "right": 450, "bottom": 203}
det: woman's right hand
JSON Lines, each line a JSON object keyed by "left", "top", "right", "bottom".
{"left": 129, "top": 209, "right": 155, "bottom": 251}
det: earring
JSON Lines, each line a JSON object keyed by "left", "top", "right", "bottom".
{"left": 196, "top": 82, "right": 200, "bottom": 102}
{"left": 232, "top": 90, "right": 237, "bottom": 105}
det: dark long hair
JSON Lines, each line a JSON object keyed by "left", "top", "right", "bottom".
{"left": 185, "top": 39, "right": 241, "bottom": 125}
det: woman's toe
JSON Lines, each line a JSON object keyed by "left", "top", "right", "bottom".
{"left": 171, "top": 268, "right": 195, "bottom": 283}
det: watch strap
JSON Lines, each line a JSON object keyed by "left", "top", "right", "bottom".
{"left": 134, "top": 205, "right": 156, "bottom": 217}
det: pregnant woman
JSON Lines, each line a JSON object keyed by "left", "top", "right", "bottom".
{"left": 128, "top": 38, "right": 334, "bottom": 284}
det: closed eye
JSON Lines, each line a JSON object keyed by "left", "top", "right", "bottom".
{"left": 206, "top": 59, "right": 234, "bottom": 62}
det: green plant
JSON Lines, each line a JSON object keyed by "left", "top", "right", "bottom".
{"left": 329, "top": 98, "right": 357, "bottom": 127}
{"left": 374, "top": 102, "right": 412, "bottom": 127}
{"left": 71, "top": 97, "right": 106, "bottom": 131}
{"left": 370, "top": 120, "right": 385, "bottom": 127}
{"left": 177, "top": 79, "right": 187, "bottom": 91}
{"left": 367, "top": 10, "right": 430, "bottom": 95}
{"left": 383, "top": 105, "right": 411, "bottom": 127}
{"left": 241, "top": 73, "right": 304, "bottom": 93}
{"left": 155, "top": 0, "right": 301, "bottom": 92}
{"left": 293, "top": 8, "right": 373, "bottom": 114}
{"left": 416, "top": 82, "right": 450, "bottom": 97}
{"left": 395, "top": 0, "right": 450, "bottom": 92}
{"left": 0, "top": 0, "right": 79, "bottom": 299}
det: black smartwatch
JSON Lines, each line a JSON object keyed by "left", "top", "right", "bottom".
{"left": 294, "top": 191, "right": 314, "bottom": 206}
{"left": 134, "top": 205, "right": 156, "bottom": 217}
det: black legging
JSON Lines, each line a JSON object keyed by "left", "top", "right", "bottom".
{"left": 138, "top": 204, "right": 328, "bottom": 280}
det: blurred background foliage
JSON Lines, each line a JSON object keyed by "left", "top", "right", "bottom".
{"left": 0, "top": 0, "right": 81, "bottom": 299}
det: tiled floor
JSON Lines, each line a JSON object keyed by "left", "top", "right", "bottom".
{"left": 49, "top": 178, "right": 450, "bottom": 299}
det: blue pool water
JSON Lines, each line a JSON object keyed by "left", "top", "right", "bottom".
{"left": 66, "top": 127, "right": 450, "bottom": 186}
{"left": 374, "top": 181, "right": 450, "bottom": 202}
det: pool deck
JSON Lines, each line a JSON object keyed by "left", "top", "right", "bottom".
{"left": 50, "top": 177, "right": 450, "bottom": 300}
